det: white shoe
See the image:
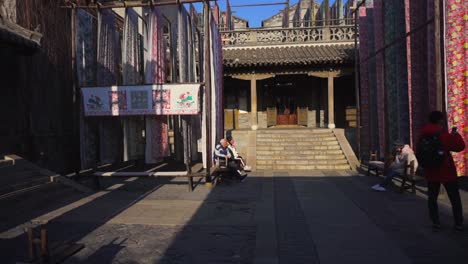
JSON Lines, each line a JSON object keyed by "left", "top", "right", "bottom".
{"left": 371, "top": 184, "right": 386, "bottom": 192}
{"left": 244, "top": 165, "right": 252, "bottom": 172}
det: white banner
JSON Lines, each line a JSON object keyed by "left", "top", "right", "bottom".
{"left": 82, "top": 84, "right": 200, "bottom": 116}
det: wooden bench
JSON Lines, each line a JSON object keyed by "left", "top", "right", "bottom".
{"left": 398, "top": 160, "right": 424, "bottom": 194}
{"left": 93, "top": 163, "right": 205, "bottom": 192}
{"left": 367, "top": 151, "right": 385, "bottom": 177}
{"left": 210, "top": 157, "right": 231, "bottom": 183}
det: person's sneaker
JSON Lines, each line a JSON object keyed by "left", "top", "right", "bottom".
{"left": 240, "top": 175, "right": 248, "bottom": 182}
{"left": 455, "top": 224, "right": 463, "bottom": 232}
{"left": 371, "top": 184, "right": 386, "bottom": 192}
{"left": 243, "top": 165, "right": 252, "bottom": 172}
{"left": 432, "top": 224, "right": 441, "bottom": 232}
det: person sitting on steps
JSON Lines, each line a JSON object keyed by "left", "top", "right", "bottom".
{"left": 226, "top": 136, "right": 252, "bottom": 172}
{"left": 371, "top": 140, "right": 418, "bottom": 192}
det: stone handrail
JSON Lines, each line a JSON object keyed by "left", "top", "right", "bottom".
{"left": 221, "top": 25, "right": 357, "bottom": 47}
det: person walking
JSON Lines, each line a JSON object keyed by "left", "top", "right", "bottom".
{"left": 418, "top": 111, "right": 466, "bottom": 231}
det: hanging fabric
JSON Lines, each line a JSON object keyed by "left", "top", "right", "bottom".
{"left": 358, "top": 6, "right": 370, "bottom": 158}
{"left": 97, "top": 9, "right": 123, "bottom": 164}
{"left": 210, "top": 13, "right": 224, "bottom": 151}
{"left": 189, "top": 4, "right": 201, "bottom": 162}
{"left": 76, "top": 9, "right": 98, "bottom": 169}
{"left": 144, "top": 6, "right": 170, "bottom": 164}
{"left": 226, "top": 0, "right": 233, "bottom": 30}
{"left": 445, "top": 0, "right": 467, "bottom": 176}
{"left": 122, "top": 8, "right": 141, "bottom": 85}
{"left": 178, "top": 5, "right": 192, "bottom": 165}
{"left": 122, "top": 8, "right": 145, "bottom": 161}
{"left": 213, "top": 2, "right": 220, "bottom": 26}
{"left": 373, "top": 0, "right": 386, "bottom": 157}
{"left": 97, "top": 10, "right": 118, "bottom": 86}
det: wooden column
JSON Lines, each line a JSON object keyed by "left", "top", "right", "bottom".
{"left": 327, "top": 72, "right": 335, "bottom": 129}
{"left": 232, "top": 74, "right": 275, "bottom": 130}
{"left": 250, "top": 78, "right": 258, "bottom": 130}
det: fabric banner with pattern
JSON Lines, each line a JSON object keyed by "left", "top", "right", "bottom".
{"left": 76, "top": 9, "right": 98, "bottom": 169}
{"left": 97, "top": 9, "right": 123, "bottom": 164}
{"left": 445, "top": 0, "right": 467, "bottom": 176}
{"left": 144, "top": 6, "right": 169, "bottom": 163}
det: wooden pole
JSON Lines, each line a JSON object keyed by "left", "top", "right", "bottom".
{"left": 434, "top": 0, "right": 444, "bottom": 111}
{"left": 71, "top": 8, "right": 81, "bottom": 174}
{"left": 27, "top": 228, "right": 34, "bottom": 261}
{"left": 40, "top": 228, "right": 48, "bottom": 260}
{"left": 354, "top": 3, "right": 361, "bottom": 160}
{"left": 204, "top": 0, "right": 212, "bottom": 183}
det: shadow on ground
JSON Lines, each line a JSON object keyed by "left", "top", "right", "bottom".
{"left": 2, "top": 171, "right": 468, "bottom": 264}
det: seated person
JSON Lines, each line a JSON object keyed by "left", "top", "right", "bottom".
{"left": 371, "top": 140, "right": 418, "bottom": 191}
{"left": 214, "top": 138, "right": 247, "bottom": 180}
{"left": 226, "top": 136, "right": 252, "bottom": 171}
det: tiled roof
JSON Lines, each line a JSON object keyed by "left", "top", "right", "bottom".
{"left": 223, "top": 44, "right": 355, "bottom": 68}
{"left": 0, "top": 20, "right": 42, "bottom": 51}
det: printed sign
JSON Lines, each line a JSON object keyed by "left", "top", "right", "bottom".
{"left": 82, "top": 84, "right": 200, "bottom": 116}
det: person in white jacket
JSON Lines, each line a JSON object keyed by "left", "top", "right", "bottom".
{"left": 372, "top": 141, "right": 418, "bottom": 192}
{"left": 226, "top": 136, "right": 252, "bottom": 172}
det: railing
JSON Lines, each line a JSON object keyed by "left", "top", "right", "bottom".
{"left": 221, "top": 25, "right": 358, "bottom": 47}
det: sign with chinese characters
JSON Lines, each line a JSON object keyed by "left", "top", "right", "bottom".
{"left": 82, "top": 84, "right": 200, "bottom": 116}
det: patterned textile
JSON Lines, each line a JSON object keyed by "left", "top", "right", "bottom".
{"left": 226, "top": 0, "right": 233, "bottom": 30}
{"left": 426, "top": 0, "right": 437, "bottom": 110}
{"left": 213, "top": 2, "right": 220, "bottom": 25}
{"left": 383, "top": 0, "right": 410, "bottom": 151}
{"left": 76, "top": 10, "right": 96, "bottom": 87}
{"left": 97, "top": 10, "right": 123, "bottom": 163}
{"left": 178, "top": 6, "right": 189, "bottom": 83}
{"left": 99, "top": 117, "right": 123, "bottom": 164}
{"left": 178, "top": 5, "right": 195, "bottom": 163}
{"left": 445, "top": 0, "right": 467, "bottom": 176}
{"left": 210, "top": 14, "right": 224, "bottom": 148}
{"left": 122, "top": 8, "right": 141, "bottom": 85}
{"left": 97, "top": 9, "right": 117, "bottom": 86}
{"left": 373, "top": 0, "right": 386, "bottom": 157}
{"left": 76, "top": 10, "right": 98, "bottom": 169}
{"left": 122, "top": 8, "right": 144, "bottom": 161}
{"left": 144, "top": 6, "right": 169, "bottom": 164}
{"left": 358, "top": 6, "right": 370, "bottom": 159}
{"left": 405, "top": 0, "right": 430, "bottom": 148}
{"left": 365, "top": 0, "right": 379, "bottom": 153}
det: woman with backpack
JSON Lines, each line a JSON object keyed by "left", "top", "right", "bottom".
{"left": 418, "top": 111, "right": 466, "bottom": 231}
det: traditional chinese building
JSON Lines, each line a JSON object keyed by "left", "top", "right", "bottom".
{"left": 220, "top": 0, "right": 361, "bottom": 170}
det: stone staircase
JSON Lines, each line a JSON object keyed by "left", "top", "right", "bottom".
{"left": 255, "top": 129, "right": 351, "bottom": 170}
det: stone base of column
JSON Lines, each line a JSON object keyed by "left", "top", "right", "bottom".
{"left": 328, "top": 123, "right": 336, "bottom": 129}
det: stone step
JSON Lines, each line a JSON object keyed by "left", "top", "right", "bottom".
{"left": 256, "top": 164, "right": 352, "bottom": 170}
{"left": 257, "top": 133, "right": 336, "bottom": 140}
{"left": 256, "top": 145, "right": 342, "bottom": 151}
{"left": 257, "top": 137, "right": 337, "bottom": 142}
{"left": 256, "top": 149, "right": 344, "bottom": 156}
{"left": 256, "top": 154, "right": 347, "bottom": 161}
{"left": 256, "top": 159, "right": 349, "bottom": 165}
{"left": 257, "top": 129, "right": 332, "bottom": 134}
{"left": 257, "top": 141, "right": 340, "bottom": 147}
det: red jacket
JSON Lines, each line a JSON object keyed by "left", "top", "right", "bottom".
{"left": 419, "top": 123, "right": 466, "bottom": 182}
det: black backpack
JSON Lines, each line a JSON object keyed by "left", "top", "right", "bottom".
{"left": 416, "top": 132, "right": 446, "bottom": 168}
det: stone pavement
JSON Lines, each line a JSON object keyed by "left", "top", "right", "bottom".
{"left": 2, "top": 171, "right": 468, "bottom": 263}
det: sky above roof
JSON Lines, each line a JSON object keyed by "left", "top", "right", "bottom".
{"left": 193, "top": 0, "right": 331, "bottom": 28}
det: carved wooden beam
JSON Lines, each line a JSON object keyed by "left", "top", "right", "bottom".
{"left": 231, "top": 74, "right": 275, "bottom": 81}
